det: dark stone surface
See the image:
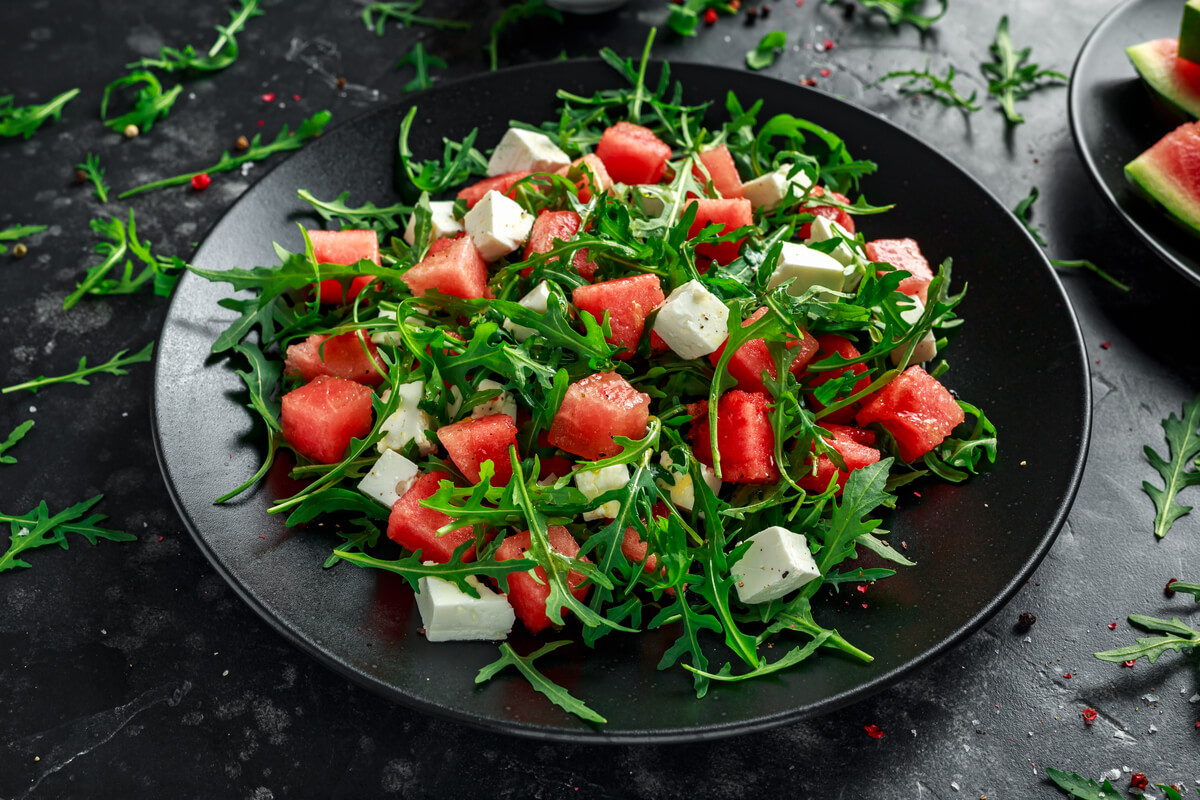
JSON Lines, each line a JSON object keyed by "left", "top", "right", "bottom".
{"left": 1, "top": 0, "right": 1197, "bottom": 797}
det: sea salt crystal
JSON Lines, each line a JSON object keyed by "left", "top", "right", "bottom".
{"left": 950, "top": 782, "right": 960, "bottom": 792}
{"left": 1142, "top": 693, "right": 1159, "bottom": 703}
{"left": 1023, "top": 636, "right": 1032, "bottom": 643}
{"left": 1189, "top": 693, "right": 1200, "bottom": 703}
{"left": 1103, "top": 768, "right": 1121, "bottom": 781}
{"left": 1148, "top": 725, "right": 1158, "bottom": 734}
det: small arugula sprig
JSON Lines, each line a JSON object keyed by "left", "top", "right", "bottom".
{"left": 824, "top": 0, "right": 947, "bottom": 30}
{"left": 0, "top": 224, "right": 47, "bottom": 255}
{"left": 872, "top": 63, "right": 981, "bottom": 112}
{"left": 0, "top": 421, "right": 34, "bottom": 465}
{"left": 0, "top": 495, "right": 135, "bottom": 573}
{"left": 1095, "top": 611, "right": 1200, "bottom": 666}
{"left": 667, "top": 0, "right": 738, "bottom": 36}
{"left": 2, "top": 342, "right": 155, "bottom": 395}
{"left": 1049, "top": 768, "right": 1200, "bottom": 800}
{"left": 981, "top": 16, "right": 1067, "bottom": 124}
{"left": 127, "top": 0, "right": 263, "bottom": 73}
{"left": 75, "top": 154, "right": 110, "bottom": 203}
{"left": 397, "top": 42, "right": 448, "bottom": 92}
{"left": 118, "top": 111, "right": 331, "bottom": 198}
{"left": 298, "top": 189, "right": 412, "bottom": 233}
{"left": 361, "top": 1, "right": 470, "bottom": 35}
{"left": 100, "top": 71, "right": 183, "bottom": 134}
{"left": 746, "top": 31, "right": 787, "bottom": 71}
{"left": 477, "top": 641, "right": 607, "bottom": 724}
{"left": 0, "top": 88, "right": 79, "bottom": 139}
{"left": 63, "top": 210, "right": 183, "bottom": 309}
{"left": 1012, "top": 187, "right": 1131, "bottom": 291}
{"left": 1142, "top": 396, "right": 1200, "bottom": 539}
{"left": 485, "top": 0, "right": 564, "bottom": 71}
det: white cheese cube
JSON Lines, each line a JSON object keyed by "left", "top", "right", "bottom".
{"left": 378, "top": 381, "right": 436, "bottom": 455}
{"left": 766, "top": 242, "right": 846, "bottom": 299}
{"left": 741, "top": 164, "right": 813, "bottom": 211}
{"left": 357, "top": 448, "right": 420, "bottom": 508}
{"left": 574, "top": 464, "right": 629, "bottom": 521}
{"left": 464, "top": 190, "right": 535, "bottom": 262}
{"left": 402, "top": 200, "right": 462, "bottom": 247}
{"left": 503, "top": 281, "right": 551, "bottom": 342}
{"left": 657, "top": 451, "right": 721, "bottom": 511}
{"left": 732, "top": 526, "right": 821, "bottom": 604}
{"left": 804, "top": 215, "right": 862, "bottom": 268}
{"left": 889, "top": 296, "right": 938, "bottom": 365}
{"left": 486, "top": 128, "right": 571, "bottom": 176}
{"left": 471, "top": 378, "right": 518, "bottom": 419}
{"left": 652, "top": 279, "right": 730, "bottom": 361}
{"left": 416, "top": 573, "right": 516, "bottom": 642}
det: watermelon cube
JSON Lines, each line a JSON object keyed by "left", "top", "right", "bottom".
{"left": 692, "top": 144, "right": 744, "bottom": 199}
{"left": 495, "top": 527, "right": 590, "bottom": 634}
{"left": 856, "top": 365, "right": 965, "bottom": 462}
{"left": 622, "top": 501, "right": 670, "bottom": 574}
{"left": 548, "top": 372, "right": 651, "bottom": 461}
{"left": 522, "top": 209, "right": 596, "bottom": 280}
{"left": 402, "top": 236, "right": 490, "bottom": 300}
{"left": 708, "top": 307, "right": 819, "bottom": 393}
{"left": 797, "top": 423, "right": 881, "bottom": 495}
{"left": 688, "top": 391, "right": 779, "bottom": 484}
{"left": 284, "top": 331, "right": 387, "bottom": 387}
{"left": 865, "top": 238, "right": 935, "bottom": 305}
{"left": 457, "top": 171, "right": 531, "bottom": 209}
{"left": 804, "top": 334, "right": 872, "bottom": 424}
{"left": 572, "top": 274, "right": 665, "bottom": 359}
{"left": 797, "top": 187, "right": 856, "bottom": 240}
{"left": 307, "top": 229, "right": 378, "bottom": 304}
{"left": 387, "top": 471, "right": 477, "bottom": 563}
{"left": 596, "top": 122, "right": 672, "bottom": 185}
{"left": 281, "top": 374, "right": 374, "bottom": 464}
{"left": 557, "top": 154, "right": 613, "bottom": 203}
{"left": 437, "top": 413, "right": 519, "bottom": 486}
{"left": 685, "top": 198, "right": 753, "bottom": 265}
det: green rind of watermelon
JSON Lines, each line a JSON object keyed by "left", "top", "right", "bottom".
{"left": 1126, "top": 38, "right": 1200, "bottom": 120}
{"left": 1124, "top": 121, "right": 1200, "bottom": 237}
{"left": 1180, "top": 0, "right": 1200, "bottom": 65}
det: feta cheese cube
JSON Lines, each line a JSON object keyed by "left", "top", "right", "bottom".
{"left": 765, "top": 242, "right": 846, "bottom": 299}
{"left": 658, "top": 451, "right": 721, "bottom": 511}
{"left": 464, "top": 190, "right": 535, "bottom": 262}
{"left": 503, "top": 281, "right": 551, "bottom": 342}
{"left": 486, "top": 128, "right": 571, "bottom": 176}
{"left": 403, "top": 201, "right": 462, "bottom": 246}
{"left": 741, "top": 164, "right": 813, "bottom": 211}
{"left": 415, "top": 572, "right": 516, "bottom": 642}
{"left": 378, "top": 381, "right": 436, "bottom": 455}
{"left": 804, "top": 215, "right": 862, "bottom": 268}
{"left": 889, "top": 296, "right": 938, "bottom": 365}
{"left": 574, "top": 464, "right": 630, "bottom": 521}
{"left": 652, "top": 279, "right": 730, "bottom": 360}
{"left": 732, "top": 526, "right": 821, "bottom": 604}
{"left": 471, "top": 378, "right": 518, "bottom": 419}
{"left": 357, "top": 448, "right": 420, "bottom": 508}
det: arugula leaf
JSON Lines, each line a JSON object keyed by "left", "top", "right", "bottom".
{"left": 1094, "top": 613, "right": 1200, "bottom": 664}
{"left": 75, "top": 154, "right": 110, "bottom": 204}
{"left": 746, "top": 31, "right": 787, "bottom": 71}
{"left": 0, "top": 224, "right": 48, "bottom": 255}
{"left": 100, "top": 71, "right": 182, "bottom": 133}
{"left": 63, "top": 210, "right": 182, "bottom": 308}
{"left": 0, "top": 495, "right": 135, "bottom": 573}
{"left": 335, "top": 544, "right": 536, "bottom": 597}
{"left": 396, "top": 42, "right": 448, "bottom": 92}
{"left": 1046, "top": 768, "right": 1129, "bottom": 800}
{"left": 476, "top": 641, "right": 607, "bottom": 724}
{"left": 1013, "top": 186, "right": 1047, "bottom": 246}
{"left": 0, "top": 88, "right": 79, "bottom": 139}
{"left": 923, "top": 401, "right": 997, "bottom": 483}
{"left": 872, "top": 63, "right": 980, "bottom": 112}
{"left": 362, "top": 1, "right": 470, "bottom": 35}
{"left": 687, "top": 631, "right": 830, "bottom": 682}
{"left": 119, "top": 111, "right": 332, "bottom": 198}
{"left": 485, "top": 0, "right": 564, "bottom": 71}
{"left": 813, "top": 458, "right": 893, "bottom": 577}
{"left": 981, "top": 16, "right": 1067, "bottom": 124}
{"left": 1169, "top": 579, "right": 1200, "bottom": 601}
{"left": 1050, "top": 259, "right": 1131, "bottom": 292}
{"left": 128, "top": 0, "right": 263, "bottom": 72}
{"left": 1142, "top": 395, "right": 1200, "bottom": 538}
{"left": 397, "top": 106, "right": 489, "bottom": 196}
{"left": 298, "top": 189, "right": 411, "bottom": 233}
{"left": 763, "top": 595, "right": 872, "bottom": 662}
{"left": 823, "top": 0, "right": 947, "bottom": 30}
{"left": 2, "top": 342, "right": 154, "bottom": 395}
{"left": 0, "top": 420, "right": 34, "bottom": 465}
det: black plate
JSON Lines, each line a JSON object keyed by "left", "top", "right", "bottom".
{"left": 1069, "top": 0, "right": 1200, "bottom": 285}
{"left": 153, "top": 60, "right": 1090, "bottom": 743}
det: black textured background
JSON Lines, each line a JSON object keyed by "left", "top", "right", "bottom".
{"left": 1, "top": 0, "right": 1198, "bottom": 798}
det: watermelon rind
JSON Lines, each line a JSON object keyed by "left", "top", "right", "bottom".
{"left": 1180, "top": 0, "right": 1200, "bottom": 65}
{"left": 1124, "top": 122, "right": 1200, "bottom": 238}
{"left": 1126, "top": 38, "right": 1200, "bottom": 120}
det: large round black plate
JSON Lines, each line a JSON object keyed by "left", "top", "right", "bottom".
{"left": 1069, "top": 0, "right": 1200, "bottom": 285}
{"left": 153, "top": 60, "right": 1090, "bottom": 742}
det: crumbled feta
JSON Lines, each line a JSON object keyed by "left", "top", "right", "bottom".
{"left": 805, "top": 215, "right": 862, "bottom": 267}
{"left": 486, "top": 128, "right": 571, "bottom": 176}
{"left": 741, "top": 164, "right": 812, "bottom": 211}
{"left": 415, "top": 571, "right": 516, "bottom": 642}
{"left": 503, "top": 281, "right": 551, "bottom": 342}
{"left": 657, "top": 451, "right": 721, "bottom": 511}
{"left": 652, "top": 279, "right": 729, "bottom": 360}
{"left": 402, "top": 200, "right": 462, "bottom": 246}
{"left": 471, "top": 378, "right": 518, "bottom": 419}
{"left": 732, "top": 525, "right": 821, "bottom": 603}
{"left": 765, "top": 242, "right": 846, "bottom": 299}
{"left": 357, "top": 448, "right": 420, "bottom": 508}
{"left": 889, "top": 296, "right": 938, "bottom": 365}
{"left": 464, "top": 190, "right": 535, "bottom": 262}
{"left": 574, "top": 464, "right": 629, "bottom": 521}
{"left": 378, "top": 381, "right": 436, "bottom": 455}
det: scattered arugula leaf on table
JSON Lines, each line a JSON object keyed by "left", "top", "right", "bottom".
{"left": 63, "top": 210, "right": 184, "bottom": 309}
{"left": 873, "top": 63, "right": 980, "bottom": 112}
{"left": 982, "top": 16, "right": 1067, "bottom": 124}
{"left": 824, "top": 0, "right": 947, "bottom": 30}
{"left": 485, "top": 0, "right": 563, "bottom": 71}
{"left": 1095, "top": 611, "right": 1200, "bottom": 666}
{"left": 75, "top": 153, "right": 110, "bottom": 203}
{"left": 1049, "top": 259, "right": 1131, "bottom": 292}
{"left": 0, "top": 421, "right": 34, "bottom": 465}
{"left": 128, "top": 0, "right": 263, "bottom": 73}
{"left": 397, "top": 42, "right": 448, "bottom": 91}
{"left": 2, "top": 342, "right": 154, "bottom": 395}
{"left": 477, "top": 641, "right": 607, "bottom": 724}
{"left": 1012, "top": 187, "right": 1131, "bottom": 291}
{"left": 0, "top": 495, "right": 135, "bottom": 573}
{"left": 0, "top": 89, "right": 79, "bottom": 139}
{"left": 100, "top": 71, "right": 182, "bottom": 134}
{"left": 361, "top": 1, "right": 470, "bottom": 35}
{"left": 0, "top": 224, "right": 48, "bottom": 255}
{"left": 1046, "top": 768, "right": 1129, "bottom": 800}
{"left": 1142, "top": 396, "right": 1200, "bottom": 538}
{"left": 746, "top": 31, "right": 787, "bottom": 71}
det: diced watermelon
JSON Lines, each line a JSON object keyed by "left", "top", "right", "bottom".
{"left": 428, "top": 234, "right": 463, "bottom": 255}
{"left": 621, "top": 501, "right": 669, "bottom": 574}
{"left": 692, "top": 144, "right": 744, "bottom": 199}
{"left": 307, "top": 229, "right": 379, "bottom": 304}
{"left": 557, "top": 154, "right": 613, "bottom": 203}
{"left": 685, "top": 198, "right": 753, "bottom": 264}
{"left": 386, "top": 471, "right": 476, "bottom": 563}
{"left": 437, "top": 413, "right": 519, "bottom": 487}
{"left": 548, "top": 372, "right": 651, "bottom": 461}
{"left": 797, "top": 424, "right": 881, "bottom": 495}
{"left": 457, "top": 171, "right": 531, "bottom": 209}
{"left": 804, "top": 334, "right": 871, "bottom": 424}
{"left": 280, "top": 375, "right": 374, "bottom": 464}
{"left": 522, "top": 210, "right": 596, "bottom": 280}
{"left": 495, "top": 527, "right": 590, "bottom": 634}
{"left": 284, "top": 331, "right": 387, "bottom": 387}
{"left": 856, "top": 365, "right": 965, "bottom": 462}
{"left": 572, "top": 274, "right": 665, "bottom": 359}
{"left": 865, "top": 238, "right": 934, "bottom": 305}
{"left": 708, "top": 307, "right": 819, "bottom": 393}
{"left": 596, "top": 121, "right": 672, "bottom": 185}
{"left": 797, "top": 187, "right": 856, "bottom": 239}
{"left": 402, "top": 236, "right": 490, "bottom": 299}
{"left": 688, "top": 391, "right": 779, "bottom": 484}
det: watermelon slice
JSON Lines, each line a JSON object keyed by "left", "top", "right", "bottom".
{"left": 692, "top": 145, "right": 744, "bottom": 199}
{"left": 548, "top": 372, "right": 651, "bottom": 461}
{"left": 1125, "top": 121, "right": 1200, "bottom": 236}
{"left": 1183, "top": 0, "right": 1200, "bottom": 64}
{"left": 387, "top": 471, "right": 477, "bottom": 564}
{"left": 1126, "top": 38, "right": 1200, "bottom": 119}
{"left": 495, "top": 527, "right": 590, "bottom": 634}
{"left": 307, "top": 229, "right": 378, "bottom": 304}
{"left": 280, "top": 375, "right": 374, "bottom": 464}
{"left": 596, "top": 122, "right": 672, "bottom": 185}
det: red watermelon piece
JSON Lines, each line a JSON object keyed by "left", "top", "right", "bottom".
{"left": 865, "top": 238, "right": 935, "bottom": 305}
{"left": 621, "top": 501, "right": 669, "bottom": 574}
{"left": 307, "top": 229, "right": 378, "bottom": 304}
{"left": 387, "top": 471, "right": 476, "bottom": 563}
{"left": 856, "top": 365, "right": 965, "bottom": 462}
{"left": 692, "top": 144, "right": 744, "bottom": 199}
{"left": 402, "top": 236, "right": 490, "bottom": 299}
{"left": 522, "top": 209, "right": 596, "bottom": 280}
{"left": 804, "top": 334, "right": 872, "bottom": 424}
{"left": 1125, "top": 121, "right": 1200, "bottom": 234}
{"left": 457, "top": 171, "right": 531, "bottom": 209}
{"left": 437, "top": 414, "right": 519, "bottom": 487}
{"left": 1126, "top": 38, "right": 1200, "bottom": 119}
{"left": 708, "top": 307, "right": 819, "bottom": 393}
{"left": 685, "top": 198, "right": 753, "bottom": 264}
{"left": 797, "top": 187, "right": 856, "bottom": 239}
{"left": 797, "top": 424, "right": 881, "bottom": 495}
{"left": 572, "top": 274, "right": 665, "bottom": 359}
{"left": 281, "top": 375, "right": 374, "bottom": 464}
{"left": 688, "top": 391, "right": 778, "bottom": 484}
{"left": 495, "top": 527, "right": 590, "bottom": 634}
{"left": 556, "top": 154, "right": 613, "bottom": 203}
{"left": 596, "top": 122, "right": 672, "bottom": 185}
{"left": 548, "top": 372, "right": 651, "bottom": 461}
{"left": 284, "top": 331, "right": 387, "bottom": 387}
